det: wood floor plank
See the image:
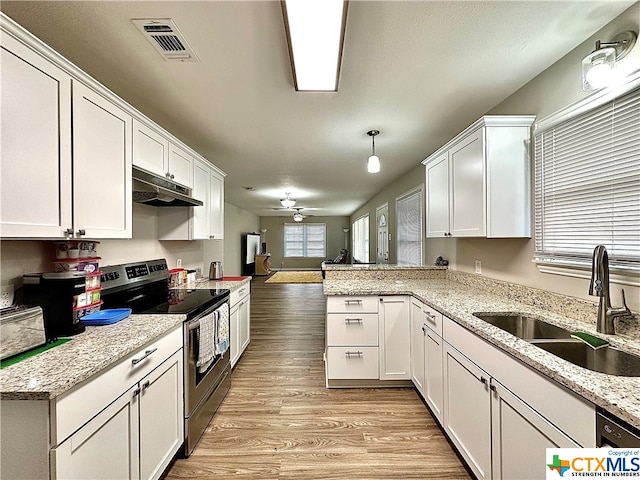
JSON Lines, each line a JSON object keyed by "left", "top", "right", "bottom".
{"left": 163, "top": 277, "right": 471, "bottom": 480}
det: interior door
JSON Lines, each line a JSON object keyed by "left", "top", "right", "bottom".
{"left": 376, "top": 204, "right": 389, "bottom": 264}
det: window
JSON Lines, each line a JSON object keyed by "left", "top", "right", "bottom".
{"left": 396, "top": 187, "right": 423, "bottom": 266}
{"left": 283, "top": 223, "right": 326, "bottom": 258}
{"left": 534, "top": 85, "right": 640, "bottom": 278}
{"left": 352, "top": 215, "right": 369, "bottom": 263}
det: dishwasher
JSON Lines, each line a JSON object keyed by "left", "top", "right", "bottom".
{"left": 596, "top": 409, "right": 640, "bottom": 448}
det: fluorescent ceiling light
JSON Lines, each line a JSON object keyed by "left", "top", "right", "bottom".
{"left": 283, "top": 0, "right": 348, "bottom": 91}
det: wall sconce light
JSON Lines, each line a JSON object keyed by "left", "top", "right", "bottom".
{"left": 280, "top": 192, "right": 296, "bottom": 208}
{"left": 367, "top": 130, "right": 381, "bottom": 174}
{"left": 582, "top": 30, "right": 637, "bottom": 91}
{"left": 293, "top": 208, "right": 304, "bottom": 222}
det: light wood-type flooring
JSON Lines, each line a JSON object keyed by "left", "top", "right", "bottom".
{"left": 164, "top": 276, "right": 471, "bottom": 479}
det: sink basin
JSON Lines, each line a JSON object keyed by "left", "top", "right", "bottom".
{"left": 473, "top": 313, "right": 572, "bottom": 340}
{"left": 531, "top": 340, "right": 640, "bottom": 377}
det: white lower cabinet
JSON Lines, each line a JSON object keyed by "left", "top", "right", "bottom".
{"left": 53, "top": 348, "right": 183, "bottom": 480}
{"left": 379, "top": 296, "right": 411, "bottom": 380}
{"left": 410, "top": 298, "right": 443, "bottom": 421}
{"left": 0, "top": 326, "right": 184, "bottom": 480}
{"left": 442, "top": 316, "right": 593, "bottom": 479}
{"left": 491, "top": 379, "right": 578, "bottom": 480}
{"left": 230, "top": 284, "right": 251, "bottom": 367}
{"left": 325, "top": 295, "right": 411, "bottom": 385}
{"left": 53, "top": 384, "right": 140, "bottom": 480}
{"left": 443, "top": 342, "right": 492, "bottom": 479}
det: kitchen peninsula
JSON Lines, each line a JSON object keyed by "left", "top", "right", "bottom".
{"left": 323, "top": 264, "right": 640, "bottom": 478}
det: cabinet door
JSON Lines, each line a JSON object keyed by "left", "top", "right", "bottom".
{"left": 72, "top": 82, "right": 132, "bottom": 238}
{"left": 425, "top": 152, "right": 450, "bottom": 238}
{"left": 410, "top": 299, "right": 426, "bottom": 394}
{"left": 1, "top": 34, "right": 72, "bottom": 238}
{"left": 209, "top": 169, "right": 225, "bottom": 239}
{"left": 230, "top": 303, "right": 240, "bottom": 367}
{"left": 379, "top": 296, "right": 410, "bottom": 380}
{"left": 239, "top": 295, "right": 250, "bottom": 353}
{"left": 192, "top": 159, "right": 212, "bottom": 239}
{"left": 424, "top": 328, "right": 444, "bottom": 422}
{"left": 133, "top": 119, "right": 169, "bottom": 177}
{"left": 491, "top": 380, "right": 578, "bottom": 479}
{"left": 53, "top": 385, "right": 140, "bottom": 480}
{"left": 443, "top": 343, "right": 491, "bottom": 479}
{"left": 450, "top": 129, "right": 486, "bottom": 237}
{"left": 168, "top": 143, "right": 194, "bottom": 189}
{"left": 139, "top": 350, "right": 184, "bottom": 480}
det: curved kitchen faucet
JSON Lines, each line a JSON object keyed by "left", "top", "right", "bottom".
{"left": 589, "top": 245, "right": 633, "bottom": 334}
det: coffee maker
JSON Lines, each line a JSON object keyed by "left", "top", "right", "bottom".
{"left": 22, "top": 272, "right": 87, "bottom": 340}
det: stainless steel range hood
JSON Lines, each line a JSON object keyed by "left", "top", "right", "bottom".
{"left": 132, "top": 166, "right": 203, "bottom": 207}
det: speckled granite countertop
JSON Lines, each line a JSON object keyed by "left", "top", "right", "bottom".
{"left": 0, "top": 314, "right": 185, "bottom": 401}
{"left": 324, "top": 278, "right": 640, "bottom": 430}
{"left": 0, "top": 278, "right": 251, "bottom": 401}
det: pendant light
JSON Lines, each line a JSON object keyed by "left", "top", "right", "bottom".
{"left": 367, "top": 130, "right": 380, "bottom": 173}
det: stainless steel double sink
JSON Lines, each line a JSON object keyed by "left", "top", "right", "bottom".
{"left": 473, "top": 313, "right": 640, "bottom": 377}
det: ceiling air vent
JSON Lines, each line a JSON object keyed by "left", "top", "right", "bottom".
{"left": 132, "top": 18, "right": 199, "bottom": 62}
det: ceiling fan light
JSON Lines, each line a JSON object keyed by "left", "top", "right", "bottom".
{"left": 293, "top": 212, "right": 304, "bottom": 222}
{"left": 367, "top": 155, "right": 380, "bottom": 173}
{"left": 280, "top": 192, "right": 296, "bottom": 208}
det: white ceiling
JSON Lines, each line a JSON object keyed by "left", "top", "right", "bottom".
{"left": 1, "top": 1, "right": 634, "bottom": 217}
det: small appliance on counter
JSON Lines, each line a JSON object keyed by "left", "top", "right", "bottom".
{"left": 22, "top": 272, "right": 95, "bottom": 340}
{"left": 209, "top": 261, "right": 223, "bottom": 280}
{"left": 0, "top": 306, "right": 47, "bottom": 360}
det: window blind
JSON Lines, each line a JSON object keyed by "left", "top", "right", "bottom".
{"left": 283, "top": 223, "right": 326, "bottom": 258}
{"left": 534, "top": 86, "right": 640, "bottom": 272}
{"left": 397, "top": 188, "right": 423, "bottom": 266}
{"left": 352, "top": 215, "right": 369, "bottom": 263}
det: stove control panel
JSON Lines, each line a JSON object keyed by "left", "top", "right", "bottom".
{"left": 101, "top": 259, "right": 169, "bottom": 292}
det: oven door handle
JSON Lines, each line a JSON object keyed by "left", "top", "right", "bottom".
{"left": 187, "top": 319, "right": 200, "bottom": 331}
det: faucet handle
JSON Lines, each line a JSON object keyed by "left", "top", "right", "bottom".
{"left": 617, "top": 289, "right": 634, "bottom": 319}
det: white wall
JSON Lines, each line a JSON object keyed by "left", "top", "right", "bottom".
{"left": 222, "top": 203, "right": 260, "bottom": 276}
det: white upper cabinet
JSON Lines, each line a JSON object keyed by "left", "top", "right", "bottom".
{"left": 72, "top": 82, "right": 132, "bottom": 239}
{"left": 1, "top": 25, "right": 132, "bottom": 240}
{"left": 168, "top": 143, "right": 194, "bottom": 190}
{"left": 0, "top": 32, "right": 72, "bottom": 238}
{"left": 157, "top": 157, "right": 225, "bottom": 241}
{"left": 133, "top": 120, "right": 194, "bottom": 189}
{"left": 423, "top": 115, "right": 535, "bottom": 238}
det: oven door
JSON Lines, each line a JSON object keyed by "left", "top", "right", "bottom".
{"left": 184, "top": 299, "right": 230, "bottom": 417}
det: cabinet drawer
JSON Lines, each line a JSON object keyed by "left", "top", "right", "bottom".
{"left": 54, "top": 325, "right": 183, "bottom": 446}
{"left": 422, "top": 304, "right": 443, "bottom": 336}
{"left": 326, "top": 346, "right": 379, "bottom": 379}
{"left": 326, "top": 313, "right": 378, "bottom": 346}
{"left": 230, "top": 284, "right": 250, "bottom": 307}
{"left": 326, "top": 296, "right": 378, "bottom": 314}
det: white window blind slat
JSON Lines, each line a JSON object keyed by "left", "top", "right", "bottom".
{"left": 396, "top": 189, "right": 423, "bottom": 266}
{"left": 534, "top": 86, "right": 640, "bottom": 270}
{"left": 283, "top": 223, "right": 326, "bottom": 258}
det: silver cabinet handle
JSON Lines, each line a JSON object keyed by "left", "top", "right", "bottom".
{"left": 131, "top": 347, "right": 157, "bottom": 365}
{"left": 141, "top": 380, "right": 151, "bottom": 390}
{"left": 424, "top": 311, "right": 437, "bottom": 324}
{"left": 345, "top": 351, "right": 363, "bottom": 357}
{"left": 76, "top": 229, "right": 86, "bottom": 236}
{"left": 422, "top": 324, "right": 428, "bottom": 334}
{"left": 344, "top": 299, "right": 362, "bottom": 305}
{"left": 480, "top": 376, "right": 487, "bottom": 385}
{"left": 166, "top": 172, "right": 171, "bottom": 178}
{"left": 344, "top": 318, "right": 363, "bottom": 324}
{"left": 65, "top": 228, "right": 74, "bottom": 236}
